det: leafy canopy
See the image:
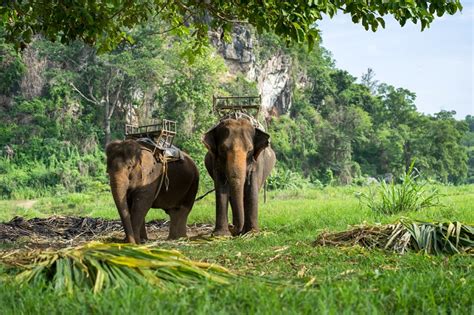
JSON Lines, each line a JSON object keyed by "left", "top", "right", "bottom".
{"left": 0, "top": 0, "right": 463, "bottom": 52}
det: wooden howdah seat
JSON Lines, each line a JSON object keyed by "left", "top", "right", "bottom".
{"left": 125, "top": 120, "right": 183, "bottom": 162}
{"left": 212, "top": 95, "right": 265, "bottom": 130}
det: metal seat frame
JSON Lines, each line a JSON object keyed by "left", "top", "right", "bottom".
{"left": 125, "top": 119, "right": 177, "bottom": 149}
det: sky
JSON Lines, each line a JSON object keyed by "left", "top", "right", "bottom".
{"left": 318, "top": 2, "right": 473, "bottom": 119}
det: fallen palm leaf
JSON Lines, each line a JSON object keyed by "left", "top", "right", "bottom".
{"left": 2, "top": 242, "right": 233, "bottom": 294}
{"left": 314, "top": 219, "right": 473, "bottom": 255}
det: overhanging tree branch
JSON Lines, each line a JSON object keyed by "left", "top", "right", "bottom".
{"left": 70, "top": 82, "right": 99, "bottom": 105}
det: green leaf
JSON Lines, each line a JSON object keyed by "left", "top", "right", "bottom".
{"left": 376, "top": 17, "right": 386, "bottom": 28}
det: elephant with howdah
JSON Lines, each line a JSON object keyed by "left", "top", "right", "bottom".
{"left": 203, "top": 117, "right": 276, "bottom": 236}
{"left": 106, "top": 140, "right": 199, "bottom": 243}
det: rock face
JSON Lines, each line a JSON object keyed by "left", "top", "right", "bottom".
{"left": 211, "top": 26, "right": 256, "bottom": 74}
{"left": 257, "top": 54, "right": 292, "bottom": 115}
{"left": 211, "top": 25, "right": 293, "bottom": 116}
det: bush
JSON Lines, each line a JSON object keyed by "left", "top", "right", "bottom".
{"left": 0, "top": 146, "right": 108, "bottom": 199}
{"left": 358, "top": 161, "right": 442, "bottom": 215}
{"left": 267, "top": 167, "right": 311, "bottom": 190}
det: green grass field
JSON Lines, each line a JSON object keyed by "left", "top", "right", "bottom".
{"left": 0, "top": 185, "right": 473, "bottom": 314}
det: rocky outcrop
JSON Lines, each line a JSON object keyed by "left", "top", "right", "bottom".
{"left": 211, "top": 25, "right": 293, "bottom": 116}
{"left": 211, "top": 26, "right": 256, "bottom": 74}
{"left": 257, "top": 54, "right": 292, "bottom": 115}
{"left": 20, "top": 45, "right": 47, "bottom": 100}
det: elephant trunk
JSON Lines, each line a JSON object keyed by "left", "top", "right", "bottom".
{"left": 226, "top": 149, "right": 247, "bottom": 234}
{"left": 109, "top": 171, "right": 136, "bottom": 243}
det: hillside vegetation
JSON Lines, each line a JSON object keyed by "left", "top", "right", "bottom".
{"left": 0, "top": 23, "right": 472, "bottom": 199}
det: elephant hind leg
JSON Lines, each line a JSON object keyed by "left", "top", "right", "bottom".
{"left": 168, "top": 206, "right": 191, "bottom": 240}
{"left": 140, "top": 218, "right": 148, "bottom": 243}
{"left": 243, "top": 177, "right": 260, "bottom": 234}
{"left": 167, "top": 172, "right": 198, "bottom": 240}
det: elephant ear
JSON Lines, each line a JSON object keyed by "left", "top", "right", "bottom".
{"left": 253, "top": 128, "right": 270, "bottom": 160}
{"left": 202, "top": 126, "right": 217, "bottom": 156}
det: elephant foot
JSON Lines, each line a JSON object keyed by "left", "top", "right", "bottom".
{"left": 243, "top": 228, "right": 260, "bottom": 235}
{"left": 122, "top": 236, "right": 138, "bottom": 244}
{"left": 167, "top": 233, "right": 187, "bottom": 240}
{"left": 212, "top": 228, "right": 232, "bottom": 237}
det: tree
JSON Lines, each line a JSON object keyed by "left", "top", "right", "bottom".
{"left": 0, "top": 1, "right": 463, "bottom": 52}
{"left": 462, "top": 115, "right": 474, "bottom": 183}
{"left": 377, "top": 83, "right": 418, "bottom": 127}
{"left": 361, "top": 68, "right": 379, "bottom": 94}
{"left": 0, "top": 27, "right": 25, "bottom": 101}
{"left": 317, "top": 106, "right": 372, "bottom": 184}
{"left": 410, "top": 112, "right": 467, "bottom": 183}
{"left": 465, "top": 115, "right": 474, "bottom": 133}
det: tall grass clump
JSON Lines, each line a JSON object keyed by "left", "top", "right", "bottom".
{"left": 359, "top": 161, "right": 441, "bottom": 215}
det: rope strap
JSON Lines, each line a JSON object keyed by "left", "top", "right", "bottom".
{"left": 194, "top": 188, "right": 215, "bottom": 202}
{"left": 153, "top": 154, "right": 169, "bottom": 201}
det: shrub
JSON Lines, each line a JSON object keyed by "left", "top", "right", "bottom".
{"left": 358, "top": 161, "right": 441, "bottom": 215}
{"left": 267, "top": 167, "right": 311, "bottom": 190}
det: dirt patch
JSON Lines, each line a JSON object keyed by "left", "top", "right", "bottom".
{"left": 0, "top": 216, "right": 214, "bottom": 249}
{"left": 12, "top": 200, "right": 38, "bottom": 209}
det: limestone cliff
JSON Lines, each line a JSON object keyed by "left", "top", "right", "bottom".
{"left": 211, "top": 25, "right": 293, "bottom": 116}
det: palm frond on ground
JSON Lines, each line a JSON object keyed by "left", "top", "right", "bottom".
{"left": 1, "top": 242, "right": 233, "bottom": 294}
{"left": 315, "top": 219, "right": 474, "bottom": 255}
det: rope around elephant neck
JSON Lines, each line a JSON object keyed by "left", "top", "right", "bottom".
{"left": 153, "top": 154, "right": 169, "bottom": 201}
{"left": 138, "top": 145, "right": 169, "bottom": 201}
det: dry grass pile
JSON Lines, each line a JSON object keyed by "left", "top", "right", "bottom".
{"left": 314, "top": 219, "right": 473, "bottom": 255}
{"left": 1, "top": 242, "right": 233, "bottom": 294}
{"left": 0, "top": 216, "right": 213, "bottom": 248}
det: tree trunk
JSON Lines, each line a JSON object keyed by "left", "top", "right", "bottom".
{"left": 105, "top": 115, "right": 111, "bottom": 147}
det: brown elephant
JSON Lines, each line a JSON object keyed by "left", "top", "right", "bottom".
{"left": 203, "top": 117, "right": 276, "bottom": 236}
{"left": 106, "top": 140, "right": 199, "bottom": 243}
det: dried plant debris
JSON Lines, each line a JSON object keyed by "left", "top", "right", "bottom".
{"left": 0, "top": 216, "right": 213, "bottom": 248}
{"left": 314, "top": 219, "right": 474, "bottom": 255}
{"left": 2, "top": 242, "right": 233, "bottom": 294}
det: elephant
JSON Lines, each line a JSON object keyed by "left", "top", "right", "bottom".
{"left": 106, "top": 139, "right": 199, "bottom": 243}
{"left": 203, "top": 117, "right": 276, "bottom": 236}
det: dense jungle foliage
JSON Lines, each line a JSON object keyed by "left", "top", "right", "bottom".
{"left": 0, "top": 23, "right": 472, "bottom": 199}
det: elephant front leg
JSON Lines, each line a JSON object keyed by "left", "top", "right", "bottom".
{"left": 119, "top": 211, "right": 136, "bottom": 244}
{"left": 213, "top": 176, "right": 231, "bottom": 236}
{"left": 130, "top": 193, "right": 154, "bottom": 244}
{"left": 115, "top": 190, "right": 135, "bottom": 244}
{"left": 243, "top": 174, "right": 259, "bottom": 234}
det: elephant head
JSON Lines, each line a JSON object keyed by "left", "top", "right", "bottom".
{"left": 203, "top": 118, "right": 270, "bottom": 233}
